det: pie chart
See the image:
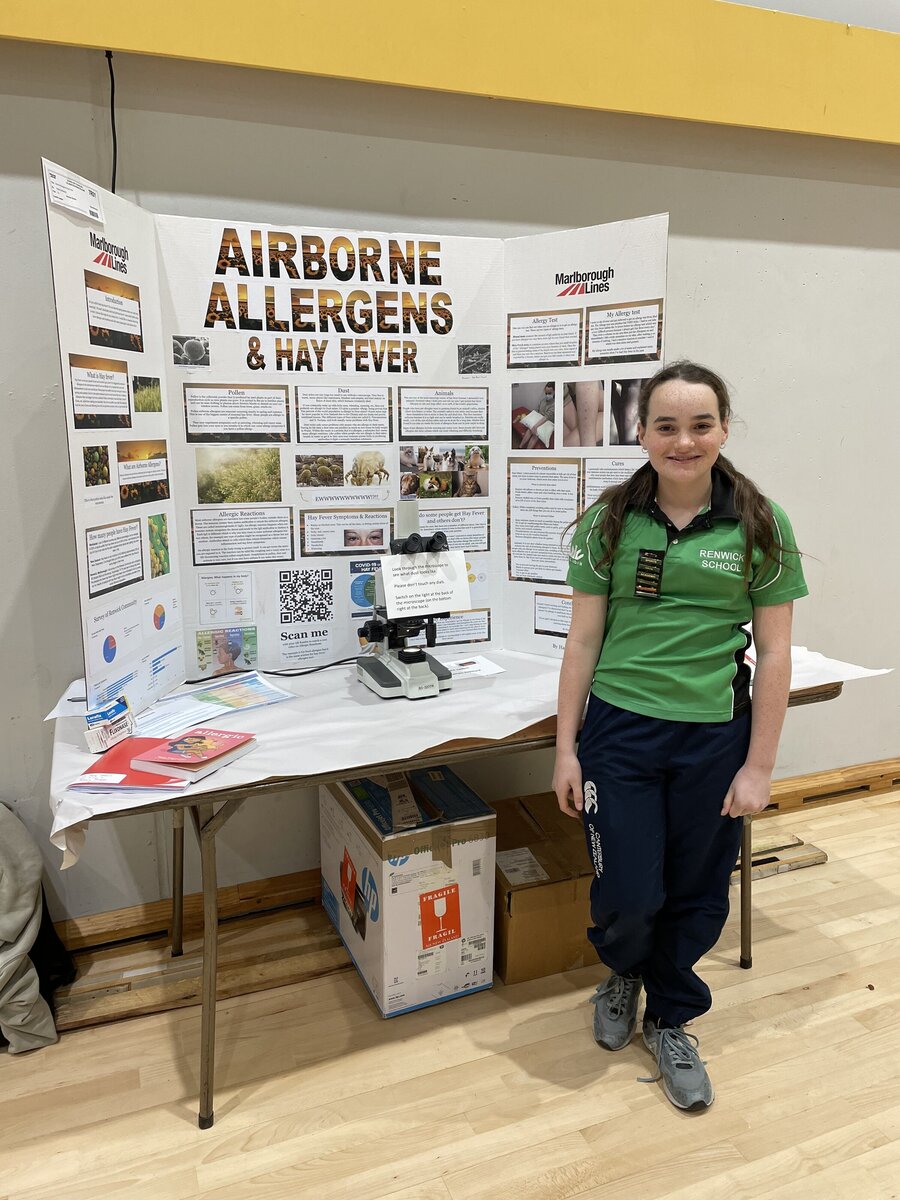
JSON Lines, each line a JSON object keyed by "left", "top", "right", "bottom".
{"left": 153, "top": 604, "right": 166, "bottom": 630}
{"left": 102, "top": 635, "right": 117, "bottom": 663}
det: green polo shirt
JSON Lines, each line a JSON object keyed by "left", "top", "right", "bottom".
{"left": 566, "top": 468, "right": 808, "bottom": 723}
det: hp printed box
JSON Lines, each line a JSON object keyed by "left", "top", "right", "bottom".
{"left": 320, "top": 769, "right": 496, "bottom": 1017}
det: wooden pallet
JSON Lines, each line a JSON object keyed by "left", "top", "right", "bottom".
{"left": 764, "top": 758, "right": 900, "bottom": 816}
{"left": 53, "top": 903, "right": 352, "bottom": 1031}
{"left": 738, "top": 842, "right": 828, "bottom": 880}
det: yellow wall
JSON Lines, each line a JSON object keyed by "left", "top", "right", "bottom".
{"left": 2, "top": 0, "right": 900, "bottom": 145}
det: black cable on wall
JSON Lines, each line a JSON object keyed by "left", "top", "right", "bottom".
{"left": 105, "top": 50, "right": 118, "bottom": 193}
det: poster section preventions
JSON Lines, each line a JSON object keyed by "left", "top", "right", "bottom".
{"left": 508, "top": 460, "right": 580, "bottom": 585}
{"left": 585, "top": 300, "right": 663, "bottom": 366}
{"left": 507, "top": 311, "right": 582, "bottom": 369}
{"left": 184, "top": 383, "right": 290, "bottom": 442}
{"left": 296, "top": 386, "right": 391, "bottom": 443}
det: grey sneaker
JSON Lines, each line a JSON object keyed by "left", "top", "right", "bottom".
{"left": 589, "top": 974, "right": 642, "bottom": 1051}
{"left": 640, "top": 1021, "right": 715, "bottom": 1111}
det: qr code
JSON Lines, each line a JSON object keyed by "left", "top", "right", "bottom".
{"left": 279, "top": 569, "right": 333, "bottom": 624}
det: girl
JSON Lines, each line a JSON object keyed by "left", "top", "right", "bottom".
{"left": 553, "top": 360, "right": 807, "bottom": 1112}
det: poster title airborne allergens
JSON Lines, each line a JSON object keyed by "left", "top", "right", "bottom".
{"left": 202, "top": 228, "right": 455, "bottom": 374}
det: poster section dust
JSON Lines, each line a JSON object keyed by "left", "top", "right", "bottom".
{"left": 191, "top": 507, "right": 295, "bottom": 566}
{"left": 173, "top": 335, "right": 210, "bottom": 367}
{"left": 397, "top": 387, "right": 488, "bottom": 441}
{"left": 116, "top": 440, "right": 170, "bottom": 508}
{"left": 84, "top": 269, "right": 143, "bottom": 353}
{"left": 133, "top": 376, "right": 162, "bottom": 413}
{"left": 585, "top": 300, "right": 663, "bottom": 365}
{"left": 561, "top": 381, "right": 605, "bottom": 448}
{"left": 85, "top": 518, "right": 144, "bottom": 599}
{"left": 508, "top": 459, "right": 580, "bottom": 584}
{"left": 183, "top": 383, "right": 290, "bottom": 443}
{"left": 300, "top": 510, "right": 393, "bottom": 555}
{"left": 584, "top": 457, "right": 642, "bottom": 506}
{"left": 507, "top": 310, "right": 582, "bottom": 369}
{"left": 195, "top": 626, "right": 258, "bottom": 677}
{"left": 197, "top": 570, "right": 254, "bottom": 626}
{"left": 278, "top": 568, "right": 334, "bottom": 667}
{"left": 195, "top": 446, "right": 282, "bottom": 504}
{"left": 534, "top": 591, "right": 572, "bottom": 640}
{"left": 512, "top": 381, "right": 556, "bottom": 451}
{"left": 69, "top": 354, "right": 131, "bottom": 429}
{"left": 418, "top": 506, "right": 490, "bottom": 553}
{"left": 296, "top": 385, "right": 391, "bottom": 443}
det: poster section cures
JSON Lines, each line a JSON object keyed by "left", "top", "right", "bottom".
{"left": 45, "top": 162, "right": 667, "bottom": 704}
{"left": 503, "top": 215, "right": 668, "bottom": 656}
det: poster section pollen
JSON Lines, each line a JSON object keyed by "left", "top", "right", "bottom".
{"left": 503, "top": 216, "right": 668, "bottom": 658}
{"left": 45, "top": 163, "right": 667, "bottom": 713}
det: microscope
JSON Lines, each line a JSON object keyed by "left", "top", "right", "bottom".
{"left": 356, "top": 501, "right": 456, "bottom": 700}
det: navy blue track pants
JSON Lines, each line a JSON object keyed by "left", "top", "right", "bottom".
{"left": 578, "top": 694, "right": 750, "bottom": 1026}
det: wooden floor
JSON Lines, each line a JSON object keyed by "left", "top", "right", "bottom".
{"left": 2, "top": 792, "right": 900, "bottom": 1200}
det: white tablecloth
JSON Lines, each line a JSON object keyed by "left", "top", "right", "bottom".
{"left": 48, "top": 646, "right": 889, "bottom": 867}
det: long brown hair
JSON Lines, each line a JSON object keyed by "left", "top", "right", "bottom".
{"left": 578, "top": 361, "right": 794, "bottom": 579}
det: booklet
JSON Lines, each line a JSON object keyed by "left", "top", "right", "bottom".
{"left": 130, "top": 727, "right": 257, "bottom": 781}
{"left": 68, "top": 737, "right": 191, "bottom": 794}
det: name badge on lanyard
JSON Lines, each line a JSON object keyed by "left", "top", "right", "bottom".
{"left": 634, "top": 548, "right": 665, "bottom": 599}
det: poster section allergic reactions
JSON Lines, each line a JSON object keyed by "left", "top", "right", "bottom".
{"left": 46, "top": 163, "right": 668, "bottom": 712}
{"left": 503, "top": 214, "right": 668, "bottom": 656}
{"left": 153, "top": 213, "right": 506, "bottom": 677}
{"left": 44, "top": 166, "right": 185, "bottom": 711}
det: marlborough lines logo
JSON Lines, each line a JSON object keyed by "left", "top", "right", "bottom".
{"left": 89, "top": 232, "right": 129, "bottom": 275}
{"left": 556, "top": 266, "right": 614, "bottom": 297}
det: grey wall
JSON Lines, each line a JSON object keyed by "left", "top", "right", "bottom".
{"left": 1, "top": 40, "right": 897, "bottom": 919}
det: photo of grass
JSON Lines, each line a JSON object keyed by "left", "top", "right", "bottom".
{"left": 196, "top": 446, "right": 282, "bottom": 504}
{"left": 148, "top": 513, "right": 171, "bottom": 578}
{"left": 133, "top": 377, "right": 162, "bottom": 413}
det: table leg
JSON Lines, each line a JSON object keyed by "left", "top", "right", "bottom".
{"left": 740, "top": 815, "right": 752, "bottom": 969}
{"left": 191, "top": 803, "right": 218, "bottom": 1129}
{"left": 171, "top": 808, "right": 185, "bottom": 958}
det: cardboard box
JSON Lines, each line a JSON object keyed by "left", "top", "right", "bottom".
{"left": 320, "top": 769, "right": 496, "bottom": 1017}
{"left": 489, "top": 792, "right": 594, "bottom": 985}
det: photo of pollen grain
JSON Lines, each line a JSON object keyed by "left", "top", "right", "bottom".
{"left": 172, "top": 335, "right": 210, "bottom": 367}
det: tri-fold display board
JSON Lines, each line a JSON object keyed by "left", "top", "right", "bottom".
{"left": 43, "top": 160, "right": 668, "bottom": 713}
